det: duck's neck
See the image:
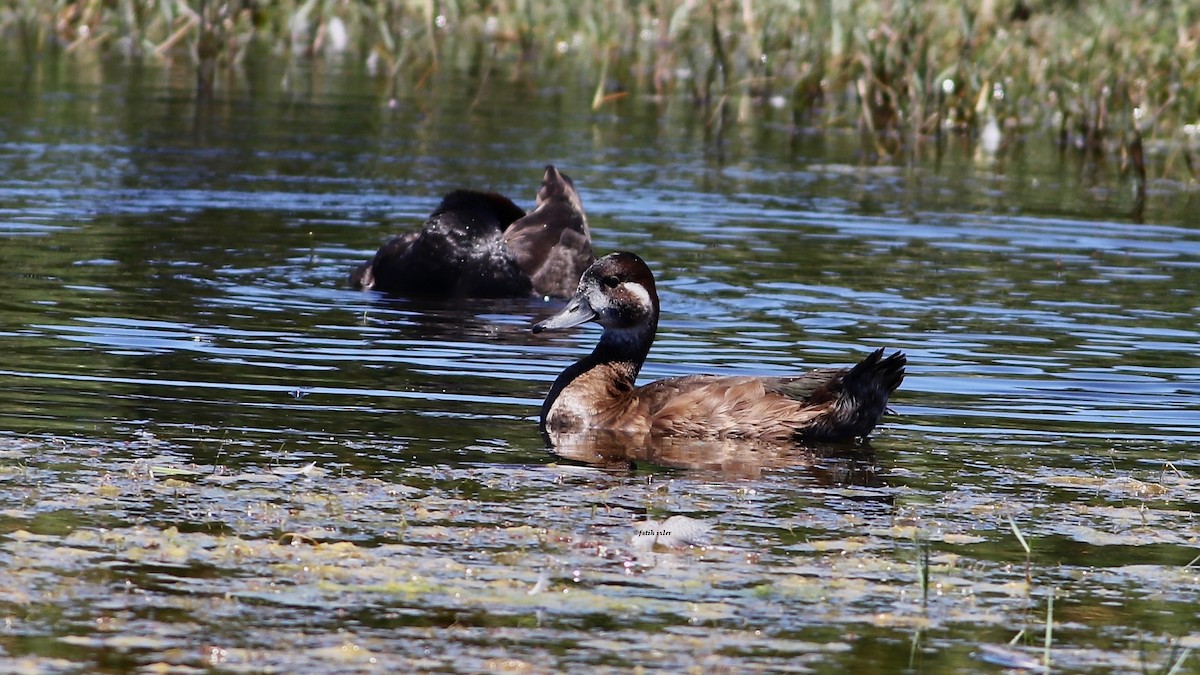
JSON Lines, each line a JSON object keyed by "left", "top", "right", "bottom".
{"left": 540, "top": 320, "right": 657, "bottom": 429}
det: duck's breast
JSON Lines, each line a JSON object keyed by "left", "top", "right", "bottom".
{"left": 545, "top": 363, "right": 649, "bottom": 435}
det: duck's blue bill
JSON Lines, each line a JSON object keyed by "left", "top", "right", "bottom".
{"left": 532, "top": 297, "right": 598, "bottom": 333}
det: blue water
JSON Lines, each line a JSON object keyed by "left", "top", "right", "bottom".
{"left": 1, "top": 54, "right": 1198, "bottom": 674}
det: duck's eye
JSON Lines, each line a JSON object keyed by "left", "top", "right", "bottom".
{"left": 602, "top": 275, "right": 620, "bottom": 289}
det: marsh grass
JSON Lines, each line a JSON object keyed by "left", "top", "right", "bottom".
{"left": 1007, "top": 515, "right": 1032, "bottom": 584}
{"left": 915, "top": 534, "right": 930, "bottom": 605}
{"left": 1167, "top": 647, "right": 1195, "bottom": 675}
{"left": 1043, "top": 587, "right": 1053, "bottom": 671}
{"left": 2, "top": 0, "right": 1198, "bottom": 179}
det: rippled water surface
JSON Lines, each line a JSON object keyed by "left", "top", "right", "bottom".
{"left": 1, "top": 54, "right": 1198, "bottom": 673}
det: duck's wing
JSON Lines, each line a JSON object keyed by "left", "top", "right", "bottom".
{"left": 636, "top": 375, "right": 827, "bottom": 440}
{"left": 635, "top": 350, "right": 906, "bottom": 442}
{"left": 502, "top": 165, "right": 595, "bottom": 298}
{"left": 764, "top": 367, "right": 851, "bottom": 402}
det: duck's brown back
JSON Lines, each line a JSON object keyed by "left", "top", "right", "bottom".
{"left": 601, "top": 354, "right": 901, "bottom": 442}
{"left": 636, "top": 375, "right": 831, "bottom": 440}
{"left": 503, "top": 166, "right": 594, "bottom": 298}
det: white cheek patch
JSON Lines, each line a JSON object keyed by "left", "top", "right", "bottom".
{"left": 595, "top": 281, "right": 653, "bottom": 330}
{"left": 623, "top": 282, "right": 651, "bottom": 308}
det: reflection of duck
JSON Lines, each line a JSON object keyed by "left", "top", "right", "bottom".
{"left": 533, "top": 252, "right": 906, "bottom": 443}
{"left": 350, "top": 165, "right": 593, "bottom": 298}
{"left": 545, "top": 428, "right": 885, "bottom": 482}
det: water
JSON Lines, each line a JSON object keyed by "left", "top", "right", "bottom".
{"left": 1, "top": 54, "right": 1198, "bottom": 673}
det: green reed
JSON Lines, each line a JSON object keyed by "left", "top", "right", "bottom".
{"left": 3, "top": 0, "right": 1197, "bottom": 180}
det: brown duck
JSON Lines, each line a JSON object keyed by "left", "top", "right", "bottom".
{"left": 533, "top": 252, "right": 906, "bottom": 442}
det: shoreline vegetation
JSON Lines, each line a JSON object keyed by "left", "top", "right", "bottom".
{"left": 2, "top": 0, "right": 1198, "bottom": 183}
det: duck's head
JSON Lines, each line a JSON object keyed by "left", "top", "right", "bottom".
{"left": 533, "top": 252, "right": 659, "bottom": 336}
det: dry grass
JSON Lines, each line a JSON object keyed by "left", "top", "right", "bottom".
{"left": 3, "top": 0, "right": 1198, "bottom": 179}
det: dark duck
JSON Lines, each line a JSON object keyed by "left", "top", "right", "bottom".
{"left": 533, "top": 252, "right": 906, "bottom": 443}
{"left": 349, "top": 165, "right": 594, "bottom": 298}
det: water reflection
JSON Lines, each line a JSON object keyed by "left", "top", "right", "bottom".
{"left": 545, "top": 427, "right": 885, "bottom": 484}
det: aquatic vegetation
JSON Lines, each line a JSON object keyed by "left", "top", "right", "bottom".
{"left": 0, "top": 436, "right": 1197, "bottom": 671}
{"left": 2, "top": 1, "right": 1197, "bottom": 180}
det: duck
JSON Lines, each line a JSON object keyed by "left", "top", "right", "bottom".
{"left": 349, "top": 165, "right": 594, "bottom": 298}
{"left": 532, "top": 252, "right": 906, "bottom": 443}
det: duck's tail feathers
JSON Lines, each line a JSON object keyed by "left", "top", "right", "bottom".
{"left": 845, "top": 348, "right": 906, "bottom": 398}
{"left": 802, "top": 348, "right": 905, "bottom": 442}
